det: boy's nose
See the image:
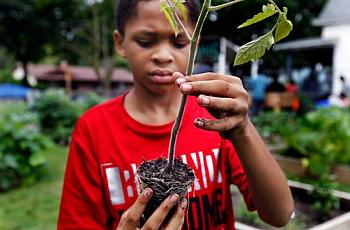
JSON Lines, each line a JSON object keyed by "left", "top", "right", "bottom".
{"left": 151, "top": 47, "right": 174, "bottom": 64}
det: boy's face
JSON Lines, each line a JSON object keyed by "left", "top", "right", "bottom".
{"left": 114, "top": 0, "right": 195, "bottom": 95}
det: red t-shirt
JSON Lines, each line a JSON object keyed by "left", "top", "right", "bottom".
{"left": 58, "top": 94, "right": 255, "bottom": 230}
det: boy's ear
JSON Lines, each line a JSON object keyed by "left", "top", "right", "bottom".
{"left": 113, "top": 30, "right": 126, "bottom": 58}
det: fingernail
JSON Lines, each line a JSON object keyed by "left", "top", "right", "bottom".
{"left": 195, "top": 119, "right": 205, "bottom": 127}
{"left": 143, "top": 188, "right": 152, "bottom": 198}
{"left": 170, "top": 194, "right": 179, "bottom": 203}
{"left": 199, "top": 95, "right": 209, "bottom": 106}
{"left": 180, "top": 84, "right": 192, "bottom": 93}
{"left": 176, "top": 78, "right": 186, "bottom": 85}
{"left": 180, "top": 198, "right": 187, "bottom": 209}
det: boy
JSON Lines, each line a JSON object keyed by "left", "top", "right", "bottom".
{"left": 58, "top": 0, "right": 294, "bottom": 229}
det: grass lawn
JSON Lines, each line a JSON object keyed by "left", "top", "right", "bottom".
{"left": 0, "top": 145, "right": 68, "bottom": 230}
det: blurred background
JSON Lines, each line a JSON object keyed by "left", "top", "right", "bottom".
{"left": 1, "top": 0, "right": 350, "bottom": 229}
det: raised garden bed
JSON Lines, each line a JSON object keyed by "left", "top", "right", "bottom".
{"left": 233, "top": 180, "right": 350, "bottom": 230}
{"left": 274, "top": 154, "right": 350, "bottom": 185}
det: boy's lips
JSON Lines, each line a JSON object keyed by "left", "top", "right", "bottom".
{"left": 149, "top": 69, "right": 173, "bottom": 84}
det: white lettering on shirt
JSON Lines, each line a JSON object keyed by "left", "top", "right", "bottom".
{"left": 103, "top": 148, "right": 222, "bottom": 206}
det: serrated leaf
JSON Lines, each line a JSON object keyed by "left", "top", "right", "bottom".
{"left": 274, "top": 8, "right": 293, "bottom": 43}
{"left": 234, "top": 32, "right": 274, "bottom": 66}
{"left": 238, "top": 4, "right": 277, "bottom": 29}
{"left": 160, "top": 0, "right": 179, "bottom": 35}
{"left": 263, "top": 3, "right": 275, "bottom": 12}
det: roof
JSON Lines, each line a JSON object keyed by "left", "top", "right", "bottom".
{"left": 313, "top": 0, "right": 350, "bottom": 26}
{"left": 0, "top": 83, "right": 30, "bottom": 99}
{"left": 273, "top": 37, "right": 336, "bottom": 51}
{"left": 28, "top": 64, "right": 133, "bottom": 83}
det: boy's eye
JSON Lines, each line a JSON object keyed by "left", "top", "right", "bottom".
{"left": 172, "top": 38, "right": 188, "bottom": 49}
{"left": 136, "top": 39, "right": 154, "bottom": 48}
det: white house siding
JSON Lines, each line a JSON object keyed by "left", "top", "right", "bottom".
{"left": 322, "top": 25, "right": 350, "bottom": 94}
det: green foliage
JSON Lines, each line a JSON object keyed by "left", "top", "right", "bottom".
{"left": 254, "top": 108, "right": 350, "bottom": 220}
{"left": 281, "top": 108, "right": 350, "bottom": 169}
{"left": 234, "top": 2, "right": 293, "bottom": 65}
{"left": 200, "top": 0, "right": 326, "bottom": 70}
{"left": 0, "top": 48, "right": 17, "bottom": 83}
{"left": 0, "top": 68, "right": 16, "bottom": 84}
{"left": 0, "top": 146, "right": 67, "bottom": 229}
{"left": 232, "top": 187, "right": 307, "bottom": 229}
{"left": 234, "top": 30, "right": 275, "bottom": 65}
{"left": 78, "top": 92, "right": 108, "bottom": 111}
{"left": 297, "top": 95, "right": 316, "bottom": 115}
{"left": 274, "top": 7, "right": 293, "bottom": 43}
{"left": 34, "top": 90, "right": 85, "bottom": 145}
{"left": 0, "top": 104, "right": 52, "bottom": 192}
{"left": 252, "top": 111, "right": 297, "bottom": 141}
{"left": 0, "top": 0, "right": 79, "bottom": 64}
{"left": 160, "top": 0, "right": 188, "bottom": 36}
{"left": 237, "top": 4, "right": 277, "bottom": 28}
{"left": 161, "top": 0, "right": 293, "bottom": 66}
{"left": 267, "top": 107, "right": 350, "bottom": 219}
{"left": 308, "top": 177, "right": 340, "bottom": 222}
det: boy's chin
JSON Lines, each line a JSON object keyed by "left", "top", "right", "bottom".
{"left": 146, "top": 85, "right": 178, "bottom": 95}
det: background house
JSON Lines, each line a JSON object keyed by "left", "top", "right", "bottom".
{"left": 27, "top": 64, "right": 133, "bottom": 96}
{"left": 275, "top": 0, "right": 350, "bottom": 96}
{"left": 313, "top": 0, "right": 350, "bottom": 94}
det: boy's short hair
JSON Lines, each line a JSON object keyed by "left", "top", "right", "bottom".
{"left": 115, "top": 0, "right": 200, "bottom": 35}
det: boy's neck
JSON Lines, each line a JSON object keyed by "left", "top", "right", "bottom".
{"left": 124, "top": 88, "right": 182, "bottom": 125}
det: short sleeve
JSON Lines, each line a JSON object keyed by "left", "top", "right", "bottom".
{"left": 57, "top": 118, "right": 111, "bottom": 229}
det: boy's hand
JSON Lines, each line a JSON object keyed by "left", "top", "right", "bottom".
{"left": 117, "top": 188, "right": 187, "bottom": 230}
{"left": 174, "top": 72, "right": 250, "bottom": 139}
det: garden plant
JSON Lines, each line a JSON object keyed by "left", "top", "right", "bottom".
{"left": 253, "top": 106, "right": 350, "bottom": 223}
{"left": 0, "top": 103, "right": 52, "bottom": 191}
{"left": 137, "top": 0, "right": 293, "bottom": 222}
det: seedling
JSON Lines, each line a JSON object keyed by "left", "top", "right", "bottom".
{"left": 137, "top": 0, "right": 293, "bottom": 222}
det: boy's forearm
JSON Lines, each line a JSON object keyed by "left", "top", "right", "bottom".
{"left": 230, "top": 119, "right": 294, "bottom": 227}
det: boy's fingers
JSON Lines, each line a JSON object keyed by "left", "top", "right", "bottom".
{"left": 194, "top": 115, "right": 247, "bottom": 133}
{"left": 120, "top": 188, "right": 153, "bottom": 226}
{"left": 142, "top": 194, "right": 179, "bottom": 230}
{"left": 172, "top": 72, "right": 185, "bottom": 84}
{"left": 197, "top": 95, "right": 248, "bottom": 116}
{"left": 183, "top": 72, "right": 242, "bottom": 84}
{"left": 163, "top": 198, "right": 187, "bottom": 230}
{"left": 177, "top": 79, "right": 247, "bottom": 99}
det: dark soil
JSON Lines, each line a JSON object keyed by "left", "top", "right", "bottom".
{"left": 137, "top": 158, "right": 195, "bottom": 224}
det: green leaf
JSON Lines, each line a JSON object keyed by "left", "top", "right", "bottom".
{"left": 234, "top": 31, "right": 274, "bottom": 65}
{"left": 238, "top": 4, "right": 277, "bottom": 29}
{"left": 274, "top": 7, "right": 293, "bottom": 43}
{"left": 173, "top": 0, "right": 188, "bottom": 23}
{"left": 160, "top": 0, "right": 179, "bottom": 35}
{"left": 160, "top": 0, "right": 187, "bottom": 36}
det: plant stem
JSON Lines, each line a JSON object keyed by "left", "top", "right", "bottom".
{"left": 166, "top": 0, "right": 212, "bottom": 172}
{"left": 268, "top": 0, "right": 282, "bottom": 14}
{"left": 208, "top": 0, "right": 245, "bottom": 11}
{"left": 166, "top": 0, "right": 192, "bottom": 41}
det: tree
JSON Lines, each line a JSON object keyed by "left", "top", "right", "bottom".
{"left": 0, "top": 0, "right": 79, "bottom": 85}
{"left": 63, "top": 0, "right": 119, "bottom": 94}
